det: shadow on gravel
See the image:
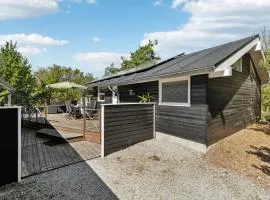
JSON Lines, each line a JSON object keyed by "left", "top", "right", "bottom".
{"left": 246, "top": 145, "right": 270, "bottom": 176}
{"left": 2, "top": 126, "right": 119, "bottom": 200}
{"left": 0, "top": 161, "right": 119, "bottom": 200}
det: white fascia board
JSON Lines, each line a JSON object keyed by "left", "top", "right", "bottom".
{"left": 215, "top": 38, "right": 260, "bottom": 72}
{"left": 209, "top": 66, "right": 232, "bottom": 78}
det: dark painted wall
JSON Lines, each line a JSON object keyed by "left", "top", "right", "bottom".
{"left": 191, "top": 74, "right": 208, "bottom": 104}
{"left": 118, "top": 81, "right": 159, "bottom": 103}
{"left": 93, "top": 86, "right": 112, "bottom": 108}
{"left": 156, "top": 105, "right": 208, "bottom": 143}
{"left": 207, "top": 53, "right": 261, "bottom": 145}
{"left": 118, "top": 75, "right": 209, "bottom": 144}
{"left": 0, "top": 108, "right": 20, "bottom": 186}
{"left": 103, "top": 104, "right": 154, "bottom": 156}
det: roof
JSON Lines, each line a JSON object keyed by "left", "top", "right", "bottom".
{"left": 0, "top": 78, "right": 14, "bottom": 91}
{"left": 87, "top": 34, "right": 260, "bottom": 87}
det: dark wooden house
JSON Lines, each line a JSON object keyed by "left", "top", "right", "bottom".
{"left": 86, "top": 35, "right": 269, "bottom": 151}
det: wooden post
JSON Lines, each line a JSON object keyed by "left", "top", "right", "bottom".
{"left": 44, "top": 102, "right": 48, "bottom": 119}
{"left": 83, "top": 93, "right": 86, "bottom": 141}
{"left": 44, "top": 102, "right": 48, "bottom": 128}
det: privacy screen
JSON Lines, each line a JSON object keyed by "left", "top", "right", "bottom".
{"left": 162, "top": 80, "right": 188, "bottom": 103}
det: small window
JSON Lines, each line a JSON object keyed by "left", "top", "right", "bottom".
{"left": 159, "top": 77, "right": 190, "bottom": 106}
{"left": 231, "top": 58, "right": 242, "bottom": 72}
{"left": 98, "top": 86, "right": 105, "bottom": 102}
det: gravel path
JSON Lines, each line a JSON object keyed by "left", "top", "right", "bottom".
{"left": 0, "top": 139, "right": 269, "bottom": 200}
{"left": 0, "top": 161, "right": 117, "bottom": 200}
{"left": 88, "top": 140, "right": 270, "bottom": 200}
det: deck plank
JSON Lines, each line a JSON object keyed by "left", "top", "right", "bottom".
{"left": 21, "top": 128, "right": 100, "bottom": 177}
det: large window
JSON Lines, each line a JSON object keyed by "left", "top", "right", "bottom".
{"left": 159, "top": 77, "right": 190, "bottom": 106}
{"left": 231, "top": 57, "right": 242, "bottom": 72}
{"left": 98, "top": 86, "right": 105, "bottom": 102}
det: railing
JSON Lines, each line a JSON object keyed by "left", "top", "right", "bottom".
{"left": 21, "top": 105, "right": 47, "bottom": 129}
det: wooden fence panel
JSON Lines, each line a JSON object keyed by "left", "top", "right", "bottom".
{"left": 101, "top": 103, "right": 155, "bottom": 157}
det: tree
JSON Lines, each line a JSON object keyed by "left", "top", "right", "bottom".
{"left": 104, "top": 63, "right": 120, "bottom": 77}
{"left": 0, "top": 41, "right": 36, "bottom": 105}
{"left": 259, "top": 27, "right": 270, "bottom": 121}
{"left": 34, "top": 65, "right": 94, "bottom": 104}
{"left": 104, "top": 40, "right": 160, "bottom": 76}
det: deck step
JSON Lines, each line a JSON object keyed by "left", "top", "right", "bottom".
{"left": 36, "top": 128, "right": 84, "bottom": 143}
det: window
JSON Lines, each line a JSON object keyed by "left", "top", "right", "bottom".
{"left": 159, "top": 77, "right": 190, "bottom": 106}
{"left": 98, "top": 86, "right": 105, "bottom": 102}
{"left": 231, "top": 58, "right": 242, "bottom": 72}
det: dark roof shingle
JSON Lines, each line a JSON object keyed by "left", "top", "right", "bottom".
{"left": 87, "top": 34, "right": 259, "bottom": 87}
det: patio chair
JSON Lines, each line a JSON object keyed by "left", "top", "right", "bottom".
{"left": 65, "top": 101, "right": 77, "bottom": 119}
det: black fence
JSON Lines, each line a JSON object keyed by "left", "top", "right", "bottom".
{"left": 101, "top": 103, "right": 155, "bottom": 157}
{"left": 0, "top": 107, "right": 21, "bottom": 186}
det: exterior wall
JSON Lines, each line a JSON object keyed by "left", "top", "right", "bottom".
{"left": 102, "top": 104, "right": 154, "bottom": 156}
{"left": 207, "top": 53, "right": 261, "bottom": 145}
{"left": 92, "top": 86, "right": 112, "bottom": 108}
{"left": 118, "top": 81, "right": 159, "bottom": 103}
{"left": 118, "top": 75, "right": 209, "bottom": 144}
{"left": 0, "top": 107, "right": 21, "bottom": 186}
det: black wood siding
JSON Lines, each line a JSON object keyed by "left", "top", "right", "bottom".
{"left": 207, "top": 53, "right": 261, "bottom": 145}
{"left": 118, "top": 81, "right": 159, "bottom": 103}
{"left": 191, "top": 74, "right": 208, "bottom": 104}
{"left": 156, "top": 105, "right": 208, "bottom": 143}
{"left": 0, "top": 108, "right": 20, "bottom": 186}
{"left": 103, "top": 104, "right": 154, "bottom": 156}
{"left": 93, "top": 86, "right": 112, "bottom": 108}
{"left": 118, "top": 75, "right": 209, "bottom": 144}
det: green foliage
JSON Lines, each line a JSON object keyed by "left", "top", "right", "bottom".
{"left": 260, "top": 49, "right": 270, "bottom": 71}
{"left": 0, "top": 41, "right": 36, "bottom": 105}
{"left": 261, "top": 84, "right": 270, "bottom": 121}
{"left": 260, "top": 28, "right": 270, "bottom": 121}
{"left": 34, "top": 65, "right": 94, "bottom": 104}
{"left": 138, "top": 93, "right": 154, "bottom": 103}
{"left": 104, "top": 63, "right": 120, "bottom": 77}
{"left": 104, "top": 40, "right": 160, "bottom": 76}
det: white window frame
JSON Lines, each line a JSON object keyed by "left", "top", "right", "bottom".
{"left": 231, "top": 57, "right": 242, "bottom": 72}
{"left": 159, "top": 76, "right": 191, "bottom": 107}
{"left": 98, "top": 86, "right": 105, "bottom": 102}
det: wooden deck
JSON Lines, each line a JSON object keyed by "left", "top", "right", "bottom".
{"left": 21, "top": 128, "right": 100, "bottom": 177}
{"left": 47, "top": 114, "right": 100, "bottom": 133}
{"left": 22, "top": 113, "right": 101, "bottom": 144}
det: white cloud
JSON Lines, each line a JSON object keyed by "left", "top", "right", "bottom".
{"left": 0, "top": 33, "right": 68, "bottom": 55}
{"left": 154, "top": 0, "right": 163, "bottom": 6}
{"left": 73, "top": 52, "right": 128, "bottom": 71}
{"left": 0, "top": 33, "right": 68, "bottom": 46}
{"left": 92, "top": 37, "right": 100, "bottom": 43}
{"left": 18, "top": 46, "right": 47, "bottom": 55}
{"left": 0, "top": 0, "right": 59, "bottom": 20}
{"left": 142, "top": 0, "right": 270, "bottom": 59}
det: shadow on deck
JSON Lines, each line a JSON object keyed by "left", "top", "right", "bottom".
{"left": 21, "top": 113, "right": 101, "bottom": 177}
{"left": 21, "top": 128, "right": 101, "bottom": 177}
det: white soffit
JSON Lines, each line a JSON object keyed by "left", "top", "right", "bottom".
{"left": 215, "top": 38, "right": 260, "bottom": 72}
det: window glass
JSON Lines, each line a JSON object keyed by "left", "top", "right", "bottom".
{"left": 162, "top": 80, "right": 188, "bottom": 103}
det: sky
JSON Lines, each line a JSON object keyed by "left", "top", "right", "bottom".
{"left": 0, "top": 0, "right": 270, "bottom": 77}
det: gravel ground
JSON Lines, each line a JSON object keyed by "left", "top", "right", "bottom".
{"left": 1, "top": 139, "right": 269, "bottom": 200}
{"left": 88, "top": 140, "right": 270, "bottom": 200}
{"left": 206, "top": 125, "right": 270, "bottom": 188}
{"left": 0, "top": 162, "right": 117, "bottom": 200}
